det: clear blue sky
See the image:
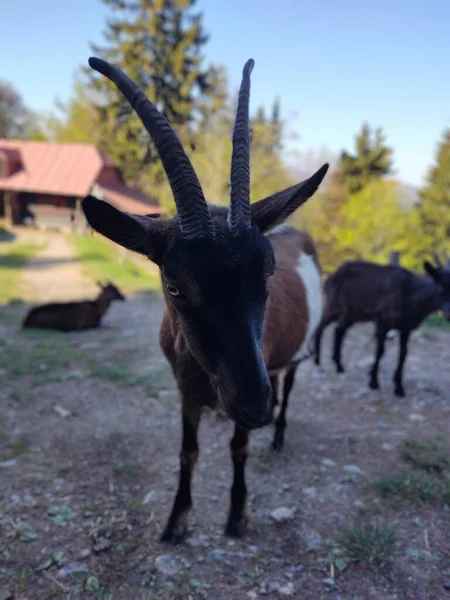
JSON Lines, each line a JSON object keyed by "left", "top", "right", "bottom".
{"left": 1, "top": 0, "right": 449, "bottom": 187}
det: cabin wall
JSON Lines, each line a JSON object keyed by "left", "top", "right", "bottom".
{"left": 96, "top": 166, "right": 123, "bottom": 186}
{"left": 15, "top": 192, "right": 87, "bottom": 232}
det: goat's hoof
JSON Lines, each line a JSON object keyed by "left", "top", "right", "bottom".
{"left": 369, "top": 379, "right": 379, "bottom": 390}
{"left": 160, "top": 522, "right": 187, "bottom": 545}
{"left": 336, "top": 365, "right": 345, "bottom": 374}
{"left": 394, "top": 385, "right": 405, "bottom": 397}
{"left": 225, "top": 516, "right": 247, "bottom": 538}
{"left": 271, "top": 435, "right": 284, "bottom": 452}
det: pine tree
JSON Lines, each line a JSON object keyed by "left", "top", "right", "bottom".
{"left": 270, "top": 96, "right": 282, "bottom": 151}
{"left": 418, "top": 128, "right": 450, "bottom": 252}
{"left": 0, "top": 80, "right": 46, "bottom": 140}
{"left": 84, "top": 0, "right": 219, "bottom": 200}
{"left": 337, "top": 122, "right": 394, "bottom": 194}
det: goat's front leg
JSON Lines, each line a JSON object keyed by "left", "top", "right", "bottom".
{"left": 160, "top": 399, "right": 202, "bottom": 544}
{"left": 225, "top": 425, "right": 249, "bottom": 538}
{"left": 272, "top": 364, "right": 297, "bottom": 452}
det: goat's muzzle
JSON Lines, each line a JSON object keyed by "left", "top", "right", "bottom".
{"left": 213, "top": 378, "right": 273, "bottom": 430}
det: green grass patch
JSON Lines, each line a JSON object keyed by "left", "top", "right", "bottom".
{"left": 0, "top": 226, "right": 10, "bottom": 240}
{"left": 0, "top": 239, "right": 43, "bottom": 303}
{"left": 338, "top": 521, "right": 396, "bottom": 569}
{"left": 89, "top": 361, "right": 173, "bottom": 395}
{"left": 374, "top": 472, "right": 449, "bottom": 504}
{"left": 111, "top": 461, "right": 138, "bottom": 475}
{"left": 68, "top": 233, "right": 160, "bottom": 293}
{"left": 399, "top": 436, "right": 450, "bottom": 473}
{"left": 89, "top": 363, "right": 141, "bottom": 386}
{"left": 424, "top": 314, "right": 450, "bottom": 329}
{"left": 0, "top": 333, "right": 84, "bottom": 386}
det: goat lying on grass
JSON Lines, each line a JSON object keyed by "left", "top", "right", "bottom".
{"left": 82, "top": 55, "right": 329, "bottom": 542}
{"left": 314, "top": 258, "right": 450, "bottom": 396}
{"left": 22, "top": 281, "right": 125, "bottom": 332}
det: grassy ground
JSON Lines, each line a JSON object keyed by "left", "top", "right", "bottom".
{"left": 68, "top": 233, "right": 161, "bottom": 294}
{"left": 1, "top": 297, "right": 450, "bottom": 600}
{"left": 0, "top": 229, "right": 43, "bottom": 304}
{"left": 424, "top": 313, "right": 450, "bottom": 329}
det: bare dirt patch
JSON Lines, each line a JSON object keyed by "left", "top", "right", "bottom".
{"left": 17, "top": 230, "right": 97, "bottom": 303}
{"left": 1, "top": 294, "right": 449, "bottom": 600}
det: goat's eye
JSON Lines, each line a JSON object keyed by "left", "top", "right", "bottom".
{"left": 166, "top": 284, "right": 180, "bottom": 297}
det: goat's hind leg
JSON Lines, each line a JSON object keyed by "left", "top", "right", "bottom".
{"left": 332, "top": 318, "right": 352, "bottom": 373}
{"left": 270, "top": 375, "right": 279, "bottom": 416}
{"left": 272, "top": 364, "right": 298, "bottom": 452}
{"left": 161, "top": 399, "right": 202, "bottom": 544}
{"left": 314, "top": 310, "right": 335, "bottom": 367}
{"left": 393, "top": 329, "right": 410, "bottom": 397}
{"left": 368, "top": 323, "right": 388, "bottom": 391}
{"left": 225, "top": 425, "right": 249, "bottom": 538}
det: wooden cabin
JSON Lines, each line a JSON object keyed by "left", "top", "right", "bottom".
{"left": 0, "top": 140, "right": 164, "bottom": 232}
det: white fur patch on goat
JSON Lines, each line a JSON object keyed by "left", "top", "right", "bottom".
{"left": 293, "top": 252, "right": 323, "bottom": 361}
{"left": 267, "top": 224, "right": 290, "bottom": 236}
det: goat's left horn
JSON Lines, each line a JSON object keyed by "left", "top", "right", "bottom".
{"left": 228, "top": 58, "right": 254, "bottom": 235}
{"left": 88, "top": 57, "right": 215, "bottom": 240}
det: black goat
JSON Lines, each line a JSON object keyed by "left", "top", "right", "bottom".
{"left": 314, "top": 258, "right": 450, "bottom": 396}
{"left": 81, "top": 55, "right": 329, "bottom": 543}
{"left": 22, "top": 282, "right": 125, "bottom": 332}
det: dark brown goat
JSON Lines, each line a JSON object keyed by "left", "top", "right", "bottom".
{"left": 22, "top": 282, "right": 125, "bottom": 332}
{"left": 81, "top": 56, "right": 328, "bottom": 543}
{"left": 314, "top": 258, "right": 450, "bottom": 396}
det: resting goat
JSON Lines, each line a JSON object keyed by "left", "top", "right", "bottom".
{"left": 22, "top": 281, "right": 125, "bottom": 332}
{"left": 314, "top": 258, "right": 450, "bottom": 396}
{"left": 82, "top": 56, "right": 328, "bottom": 542}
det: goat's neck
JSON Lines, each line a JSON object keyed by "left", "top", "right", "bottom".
{"left": 95, "top": 292, "right": 113, "bottom": 317}
{"left": 429, "top": 283, "right": 443, "bottom": 315}
{"left": 416, "top": 278, "right": 442, "bottom": 319}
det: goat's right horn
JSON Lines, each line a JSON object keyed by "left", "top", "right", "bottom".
{"left": 88, "top": 57, "right": 215, "bottom": 240}
{"left": 228, "top": 59, "right": 254, "bottom": 235}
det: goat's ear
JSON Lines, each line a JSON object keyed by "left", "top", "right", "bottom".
{"left": 424, "top": 260, "right": 441, "bottom": 282}
{"left": 82, "top": 195, "right": 166, "bottom": 263}
{"left": 250, "top": 164, "right": 329, "bottom": 234}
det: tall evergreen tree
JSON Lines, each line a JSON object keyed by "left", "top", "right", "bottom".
{"left": 84, "top": 0, "right": 219, "bottom": 197}
{"left": 250, "top": 98, "right": 283, "bottom": 153}
{"left": 418, "top": 128, "right": 450, "bottom": 251}
{"left": 0, "top": 80, "right": 46, "bottom": 140}
{"left": 270, "top": 96, "right": 282, "bottom": 151}
{"left": 337, "top": 122, "right": 394, "bottom": 194}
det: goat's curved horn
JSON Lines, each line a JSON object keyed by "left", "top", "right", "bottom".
{"left": 88, "top": 57, "right": 215, "bottom": 240}
{"left": 228, "top": 59, "right": 254, "bottom": 235}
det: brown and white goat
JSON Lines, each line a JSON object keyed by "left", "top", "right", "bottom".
{"left": 314, "top": 258, "right": 450, "bottom": 397}
{"left": 22, "top": 282, "right": 125, "bottom": 332}
{"left": 81, "top": 56, "right": 328, "bottom": 542}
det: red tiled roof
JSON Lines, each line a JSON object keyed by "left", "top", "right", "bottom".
{"left": 0, "top": 139, "right": 163, "bottom": 214}
{"left": 98, "top": 183, "right": 165, "bottom": 215}
{"left": 0, "top": 140, "right": 106, "bottom": 196}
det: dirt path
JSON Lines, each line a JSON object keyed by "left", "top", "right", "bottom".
{"left": 18, "top": 231, "right": 97, "bottom": 302}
